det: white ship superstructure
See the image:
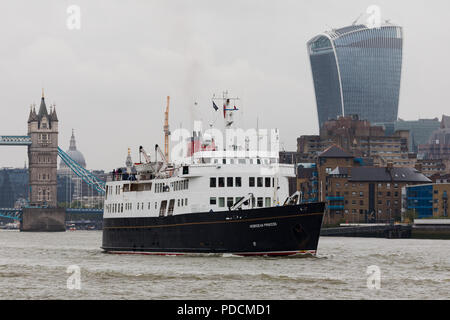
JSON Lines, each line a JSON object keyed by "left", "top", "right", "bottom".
{"left": 104, "top": 152, "right": 295, "bottom": 219}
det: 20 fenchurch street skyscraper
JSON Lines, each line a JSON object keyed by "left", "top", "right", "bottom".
{"left": 307, "top": 24, "right": 403, "bottom": 129}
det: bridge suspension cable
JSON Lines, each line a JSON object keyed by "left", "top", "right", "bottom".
{"left": 57, "top": 147, "right": 106, "bottom": 194}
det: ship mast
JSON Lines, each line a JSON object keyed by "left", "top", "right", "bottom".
{"left": 164, "top": 96, "right": 170, "bottom": 161}
{"left": 212, "top": 91, "right": 240, "bottom": 129}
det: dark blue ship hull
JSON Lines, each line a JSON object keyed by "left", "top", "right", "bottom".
{"left": 102, "top": 202, "right": 325, "bottom": 256}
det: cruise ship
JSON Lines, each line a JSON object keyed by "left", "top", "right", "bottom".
{"left": 102, "top": 93, "right": 325, "bottom": 256}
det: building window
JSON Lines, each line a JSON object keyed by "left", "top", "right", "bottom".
{"left": 235, "top": 177, "right": 242, "bottom": 187}
{"left": 249, "top": 177, "right": 255, "bottom": 187}
{"left": 210, "top": 197, "right": 216, "bottom": 205}
{"left": 218, "top": 177, "right": 225, "bottom": 187}
{"left": 265, "top": 177, "right": 271, "bottom": 187}
{"left": 227, "top": 177, "right": 233, "bottom": 187}
{"left": 210, "top": 177, "right": 216, "bottom": 187}
{"left": 265, "top": 197, "right": 271, "bottom": 207}
{"left": 218, "top": 197, "right": 225, "bottom": 207}
{"left": 227, "top": 197, "right": 234, "bottom": 208}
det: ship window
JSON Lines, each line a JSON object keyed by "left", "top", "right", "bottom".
{"left": 185, "top": 198, "right": 188, "bottom": 206}
{"left": 227, "top": 197, "right": 234, "bottom": 208}
{"left": 257, "top": 197, "right": 263, "bottom": 207}
{"left": 159, "top": 200, "right": 167, "bottom": 217}
{"left": 265, "top": 177, "right": 271, "bottom": 187}
{"left": 257, "top": 177, "right": 263, "bottom": 187}
{"left": 218, "top": 177, "right": 225, "bottom": 187}
{"left": 227, "top": 177, "right": 233, "bottom": 187}
{"left": 218, "top": 197, "right": 225, "bottom": 207}
{"left": 121, "top": 204, "right": 123, "bottom": 213}
{"left": 210, "top": 197, "right": 216, "bottom": 205}
{"left": 168, "top": 199, "right": 175, "bottom": 216}
{"left": 265, "top": 197, "right": 271, "bottom": 207}
{"left": 235, "top": 177, "right": 242, "bottom": 187}
{"left": 249, "top": 177, "right": 255, "bottom": 187}
{"left": 210, "top": 177, "right": 216, "bottom": 188}
{"left": 178, "top": 199, "right": 180, "bottom": 207}
{"left": 155, "top": 202, "right": 157, "bottom": 209}
{"left": 137, "top": 203, "right": 139, "bottom": 210}
{"left": 222, "top": 159, "right": 226, "bottom": 164}
{"left": 148, "top": 202, "right": 151, "bottom": 210}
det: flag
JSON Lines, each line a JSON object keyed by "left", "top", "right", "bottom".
{"left": 212, "top": 101, "right": 218, "bottom": 111}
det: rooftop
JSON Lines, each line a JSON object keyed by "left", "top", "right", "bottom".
{"left": 318, "top": 145, "right": 353, "bottom": 158}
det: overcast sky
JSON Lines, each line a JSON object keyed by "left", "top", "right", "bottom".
{"left": 1, "top": 0, "right": 449, "bottom": 170}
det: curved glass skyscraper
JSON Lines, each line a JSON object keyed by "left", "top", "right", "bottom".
{"left": 307, "top": 24, "right": 403, "bottom": 129}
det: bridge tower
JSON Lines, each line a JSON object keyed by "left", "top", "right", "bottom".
{"left": 27, "top": 90, "right": 59, "bottom": 207}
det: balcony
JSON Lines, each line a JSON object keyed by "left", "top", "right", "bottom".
{"left": 328, "top": 205, "right": 344, "bottom": 210}
{"left": 326, "top": 196, "right": 344, "bottom": 201}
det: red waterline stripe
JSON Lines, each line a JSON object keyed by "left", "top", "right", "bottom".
{"left": 106, "top": 250, "right": 316, "bottom": 256}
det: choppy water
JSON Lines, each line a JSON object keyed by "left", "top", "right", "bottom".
{"left": 0, "top": 230, "right": 448, "bottom": 299}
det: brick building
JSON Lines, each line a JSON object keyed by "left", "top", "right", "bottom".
{"left": 297, "top": 115, "right": 413, "bottom": 167}
{"left": 316, "top": 145, "right": 430, "bottom": 225}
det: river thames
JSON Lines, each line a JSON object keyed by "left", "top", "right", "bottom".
{"left": 0, "top": 230, "right": 448, "bottom": 299}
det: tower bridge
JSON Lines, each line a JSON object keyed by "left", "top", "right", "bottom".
{"left": 0, "top": 92, "right": 105, "bottom": 231}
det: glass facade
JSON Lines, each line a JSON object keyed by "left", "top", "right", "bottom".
{"left": 394, "top": 118, "right": 441, "bottom": 152}
{"left": 308, "top": 24, "right": 403, "bottom": 129}
{"left": 406, "top": 185, "right": 433, "bottom": 218}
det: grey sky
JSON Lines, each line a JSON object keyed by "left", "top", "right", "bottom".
{"left": 1, "top": 0, "right": 449, "bottom": 170}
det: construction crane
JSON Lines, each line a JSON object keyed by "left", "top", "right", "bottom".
{"left": 164, "top": 96, "right": 171, "bottom": 161}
